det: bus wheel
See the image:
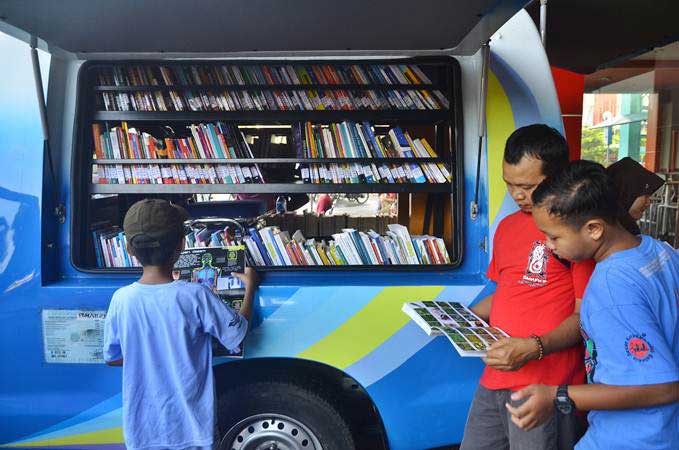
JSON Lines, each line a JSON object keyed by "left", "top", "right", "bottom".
{"left": 217, "top": 381, "right": 355, "bottom": 450}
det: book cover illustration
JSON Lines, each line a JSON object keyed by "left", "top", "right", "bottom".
{"left": 402, "top": 300, "right": 508, "bottom": 357}
{"left": 173, "top": 246, "right": 246, "bottom": 358}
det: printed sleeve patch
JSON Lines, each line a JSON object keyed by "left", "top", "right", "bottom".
{"left": 581, "top": 327, "right": 597, "bottom": 383}
{"left": 228, "top": 313, "right": 242, "bottom": 328}
{"left": 625, "top": 334, "right": 653, "bottom": 362}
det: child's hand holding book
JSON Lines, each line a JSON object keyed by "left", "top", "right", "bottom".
{"left": 231, "top": 267, "right": 259, "bottom": 293}
{"left": 231, "top": 267, "right": 259, "bottom": 323}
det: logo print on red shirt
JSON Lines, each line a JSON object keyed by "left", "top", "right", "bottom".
{"left": 625, "top": 334, "right": 653, "bottom": 362}
{"left": 520, "top": 241, "right": 550, "bottom": 287}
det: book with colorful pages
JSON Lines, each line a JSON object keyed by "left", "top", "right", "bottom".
{"left": 402, "top": 300, "right": 509, "bottom": 357}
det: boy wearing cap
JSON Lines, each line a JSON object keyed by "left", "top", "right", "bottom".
{"left": 103, "top": 199, "right": 259, "bottom": 450}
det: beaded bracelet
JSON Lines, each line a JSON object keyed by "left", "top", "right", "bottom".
{"left": 530, "top": 334, "right": 544, "bottom": 360}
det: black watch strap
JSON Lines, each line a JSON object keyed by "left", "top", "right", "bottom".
{"left": 554, "top": 384, "right": 574, "bottom": 415}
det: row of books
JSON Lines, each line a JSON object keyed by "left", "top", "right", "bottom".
{"left": 93, "top": 222, "right": 450, "bottom": 268}
{"left": 92, "top": 122, "right": 258, "bottom": 160}
{"left": 294, "top": 122, "right": 443, "bottom": 159}
{"left": 301, "top": 162, "right": 450, "bottom": 184}
{"left": 92, "top": 163, "right": 265, "bottom": 185}
{"left": 92, "top": 226, "right": 140, "bottom": 268}
{"left": 92, "top": 224, "right": 451, "bottom": 268}
{"left": 243, "top": 224, "right": 451, "bottom": 267}
{"left": 97, "top": 87, "right": 448, "bottom": 113}
{"left": 93, "top": 224, "right": 241, "bottom": 268}
{"left": 95, "top": 64, "right": 435, "bottom": 88}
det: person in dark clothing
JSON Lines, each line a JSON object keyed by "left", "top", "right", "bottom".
{"left": 606, "top": 157, "right": 665, "bottom": 235}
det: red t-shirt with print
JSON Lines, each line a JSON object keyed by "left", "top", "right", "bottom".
{"left": 480, "top": 211, "right": 594, "bottom": 391}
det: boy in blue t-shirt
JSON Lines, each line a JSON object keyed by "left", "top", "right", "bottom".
{"left": 505, "top": 161, "right": 678, "bottom": 449}
{"left": 103, "top": 199, "right": 258, "bottom": 450}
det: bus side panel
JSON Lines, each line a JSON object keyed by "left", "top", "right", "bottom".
{"left": 0, "top": 32, "right": 51, "bottom": 442}
{"left": 0, "top": 10, "right": 564, "bottom": 449}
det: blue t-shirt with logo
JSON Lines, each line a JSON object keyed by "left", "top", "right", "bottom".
{"left": 103, "top": 280, "right": 247, "bottom": 450}
{"left": 578, "top": 236, "right": 679, "bottom": 450}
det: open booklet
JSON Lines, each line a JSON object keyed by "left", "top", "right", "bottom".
{"left": 173, "top": 245, "right": 246, "bottom": 358}
{"left": 402, "top": 300, "right": 509, "bottom": 357}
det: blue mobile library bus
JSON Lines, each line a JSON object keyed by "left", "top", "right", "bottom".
{"left": 0, "top": 2, "right": 565, "bottom": 448}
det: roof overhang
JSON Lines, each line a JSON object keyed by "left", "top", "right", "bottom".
{"left": 0, "top": 0, "right": 530, "bottom": 59}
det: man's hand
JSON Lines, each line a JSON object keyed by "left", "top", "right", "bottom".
{"left": 506, "top": 384, "right": 557, "bottom": 431}
{"left": 232, "top": 267, "right": 259, "bottom": 292}
{"left": 485, "top": 337, "right": 540, "bottom": 371}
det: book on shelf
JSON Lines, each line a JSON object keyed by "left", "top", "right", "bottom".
{"left": 172, "top": 246, "right": 247, "bottom": 358}
{"left": 96, "top": 63, "right": 434, "bottom": 88}
{"left": 92, "top": 225, "right": 140, "bottom": 268}
{"left": 402, "top": 300, "right": 509, "bottom": 357}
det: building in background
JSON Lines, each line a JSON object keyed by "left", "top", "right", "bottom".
{"left": 582, "top": 40, "right": 679, "bottom": 173}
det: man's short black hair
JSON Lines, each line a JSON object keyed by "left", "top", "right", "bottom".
{"left": 504, "top": 124, "right": 570, "bottom": 178}
{"left": 532, "top": 160, "right": 620, "bottom": 228}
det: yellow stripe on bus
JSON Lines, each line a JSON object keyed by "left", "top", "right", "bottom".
{"left": 487, "top": 70, "right": 516, "bottom": 224}
{"left": 4, "top": 427, "right": 123, "bottom": 447}
{"left": 297, "top": 286, "right": 444, "bottom": 368}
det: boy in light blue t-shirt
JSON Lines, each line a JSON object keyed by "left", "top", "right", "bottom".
{"left": 505, "top": 161, "right": 678, "bottom": 450}
{"left": 103, "top": 199, "right": 258, "bottom": 450}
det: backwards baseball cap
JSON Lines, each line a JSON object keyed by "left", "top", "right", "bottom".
{"left": 123, "top": 199, "right": 188, "bottom": 249}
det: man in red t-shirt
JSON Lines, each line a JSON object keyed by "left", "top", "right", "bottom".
{"left": 460, "top": 124, "right": 594, "bottom": 450}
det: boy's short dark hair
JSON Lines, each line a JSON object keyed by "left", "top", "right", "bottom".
{"left": 123, "top": 199, "right": 188, "bottom": 266}
{"left": 504, "top": 124, "right": 570, "bottom": 178}
{"left": 532, "top": 160, "right": 620, "bottom": 228}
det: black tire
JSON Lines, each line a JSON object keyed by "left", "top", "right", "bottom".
{"left": 217, "top": 381, "right": 355, "bottom": 450}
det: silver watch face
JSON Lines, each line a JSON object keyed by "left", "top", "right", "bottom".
{"left": 556, "top": 395, "right": 573, "bottom": 414}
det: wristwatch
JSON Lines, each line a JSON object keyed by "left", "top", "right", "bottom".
{"left": 554, "top": 385, "right": 574, "bottom": 415}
